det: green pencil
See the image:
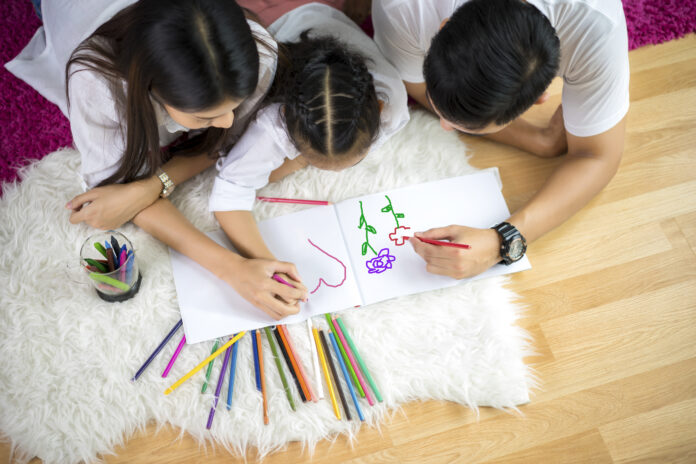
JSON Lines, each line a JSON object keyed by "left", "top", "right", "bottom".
{"left": 264, "top": 327, "right": 296, "bottom": 411}
{"left": 324, "top": 314, "right": 365, "bottom": 397}
{"left": 93, "top": 242, "right": 108, "bottom": 259}
{"left": 201, "top": 339, "right": 219, "bottom": 393}
{"left": 88, "top": 272, "right": 129, "bottom": 291}
{"left": 85, "top": 258, "right": 108, "bottom": 273}
{"left": 336, "top": 316, "right": 383, "bottom": 402}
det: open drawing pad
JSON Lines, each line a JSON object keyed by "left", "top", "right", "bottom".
{"left": 170, "top": 169, "right": 531, "bottom": 343}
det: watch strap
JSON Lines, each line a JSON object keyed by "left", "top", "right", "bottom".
{"left": 157, "top": 169, "right": 175, "bottom": 198}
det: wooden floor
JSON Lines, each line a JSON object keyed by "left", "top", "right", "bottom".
{"left": 3, "top": 34, "right": 695, "bottom": 464}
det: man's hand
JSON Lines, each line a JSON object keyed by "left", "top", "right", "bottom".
{"left": 222, "top": 258, "right": 308, "bottom": 320}
{"left": 538, "top": 105, "right": 568, "bottom": 158}
{"left": 410, "top": 225, "right": 501, "bottom": 279}
{"left": 67, "top": 178, "right": 161, "bottom": 230}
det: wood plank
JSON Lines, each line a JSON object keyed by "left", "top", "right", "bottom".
{"left": 599, "top": 398, "right": 696, "bottom": 464}
{"left": 489, "top": 429, "right": 613, "bottom": 464}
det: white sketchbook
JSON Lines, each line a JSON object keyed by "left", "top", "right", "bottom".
{"left": 170, "top": 169, "right": 531, "bottom": 343}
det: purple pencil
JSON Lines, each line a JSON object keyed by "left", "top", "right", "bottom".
{"left": 162, "top": 335, "right": 186, "bottom": 378}
{"left": 206, "top": 342, "right": 234, "bottom": 430}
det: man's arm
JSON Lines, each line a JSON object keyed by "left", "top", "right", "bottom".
{"left": 411, "top": 116, "right": 626, "bottom": 278}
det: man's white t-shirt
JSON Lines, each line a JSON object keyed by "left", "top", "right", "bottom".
{"left": 209, "top": 3, "right": 410, "bottom": 212}
{"left": 372, "top": 0, "right": 630, "bottom": 137}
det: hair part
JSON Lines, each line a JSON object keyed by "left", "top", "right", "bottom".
{"left": 423, "top": 0, "right": 560, "bottom": 129}
{"left": 66, "top": 0, "right": 265, "bottom": 186}
{"left": 270, "top": 31, "right": 381, "bottom": 160}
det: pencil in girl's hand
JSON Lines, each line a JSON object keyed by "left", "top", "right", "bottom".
{"left": 257, "top": 196, "right": 331, "bottom": 206}
{"left": 412, "top": 236, "right": 471, "bottom": 249}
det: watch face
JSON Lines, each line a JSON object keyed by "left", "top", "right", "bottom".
{"left": 508, "top": 238, "right": 525, "bottom": 261}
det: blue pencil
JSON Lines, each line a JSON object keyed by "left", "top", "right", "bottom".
{"left": 125, "top": 250, "right": 134, "bottom": 282}
{"left": 329, "top": 332, "right": 364, "bottom": 421}
{"left": 252, "top": 329, "right": 261, "bottom": 391}
{"left": 226, "top": 335, "right": 239, "bottom": 410}
{"left": 132, "top": 319, "right": 182, "bottom": 381}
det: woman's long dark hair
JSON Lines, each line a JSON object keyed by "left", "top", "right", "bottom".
{"left": 66, "top": 0, "right": 263, "bottom": 186}
{"left": 269, "top": 31, "right": 380, "bottom": 158}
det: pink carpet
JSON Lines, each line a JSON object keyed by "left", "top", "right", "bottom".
{"left": 2, "top": 0, "right": 695, "bottom": 195}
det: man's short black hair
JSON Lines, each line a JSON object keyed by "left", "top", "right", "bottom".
{"left": 423, "top": 0, "right": 560, "bottom": 130}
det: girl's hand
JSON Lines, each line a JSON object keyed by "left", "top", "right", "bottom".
{"left": 67, "top": 178, "right": 161, "bottom": 230}
{"left": 223, "top": 258, "right": 308, "bottom": 320}
{"left": 410, "top": 225, "right": 501, "bottom": 279}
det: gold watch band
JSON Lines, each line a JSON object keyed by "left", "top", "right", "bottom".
{"left": 157, "top": 169, "right": 175, "bottom": 198}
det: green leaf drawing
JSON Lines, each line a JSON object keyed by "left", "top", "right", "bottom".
{"left": 366, "top": 225, "right": 377, "bottom": 234}
{"left": 395, "top": 213, "right": 405, "bottom": 219}
{"left": 359, "top": 216, "right": 366, "bottom": 228}
{"left": 381, "top": 205, "right": 392, "bottom": 213}
{"left": 361, "top": 242, "right": 368, "bottom": 256}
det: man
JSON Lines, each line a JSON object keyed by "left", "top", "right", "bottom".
{"left": 372, "top": 0, "right": 629, "bottom": 278}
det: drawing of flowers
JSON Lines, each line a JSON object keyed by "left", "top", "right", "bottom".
{"left": 388, "top": 225, "right": 411, "bottom": 246}
{"left": 365, "top": 248, "right": 396, "bottom": 274}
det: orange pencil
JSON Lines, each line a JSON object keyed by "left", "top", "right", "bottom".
{"left": 277, "top": 326, "right": 311, "bottom": 401}
{"left": 256, "top": 330, "right": 269, "bottom": 425}
{"left": 280, "top": 325, "right": 317, "bottom": 403}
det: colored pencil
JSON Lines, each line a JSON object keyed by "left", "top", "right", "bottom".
{"left": 252, "top": 329, "right": 261, "bottom": 391}
{"left": 413, "top": 236, "right": 471, "bottom": 249}
{"left": 106, "top": 247, "right": 116, "bottom": 272}
{"left": 119, "top": 247, "right": 127, "bottom": 282}
{"left": 273, "top": 327, "right": 307, "bottom": 402}
{"left": 307, "top": 319, "right": 324, "bottom": 399}
{"left": 88, "top": 272, "right": 130, "bottom": 291}
{"left": 264, "top": 327, "right": 295, "bottom": 411}
{"left": 313, "top": 327, "right": 340, "bottom": 419}
{"left": 333, "top": 317, "right": 374, "bottom": 406}
{"left": 201, "top": 339, "right": 219, "bottom": 393}
{"left": 162, "top": 334, "right": 186, "bottom": 378}
{"left": 94, "top": 242, "right": 108, "bottom": 259}
{"left": 325, "top": 314, "right": 364, "bottom": 397}
{"left": 226, "top": 337, "right": 239, "bottom": 410}
{"left": 164, "top": 332, "right": 246, "bottom": 395}
{"left": 206, "top": 343, "right": 233, "bottom": 430}
{"left": 257, "top": 196, "right": 330, "bottom": 206}
{"left": 277, "top": 326, "right": 311, "bottom": 401}
{"left": 336, "top": 317, "right": 383, "bottom": 402}
{"left": 319, "top": 329, "right": 351, "bottom": 421}
{"left": 256, "top": 330, "right": 269, "bottom": 425}
{"left": 280, "top": 325, "right": 317, "bottom": 402}
{"left": 84, "top": 258, "right": 107, "bottom": 273}
{"left": 132, "top": 319, "right": 182, "bottom": 381}
{"left": 110, "top": 235, "right": 121, "bottom": 260}
{"left": 126, "top": 250, "right": 134, "bottom": 283}
{"left": 329, "top": 332, "right": 364, "bottom": 421}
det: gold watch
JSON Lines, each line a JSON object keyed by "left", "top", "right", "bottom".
{"left": 157, "top": 169, "right": 175, "bottom": 198}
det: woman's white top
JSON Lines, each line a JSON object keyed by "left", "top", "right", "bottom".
{"left": 372, "top": 0, "right": 630, "bottom": 137}
{"left": 6, "top": 0, "right": 277, "bottom": 188}
{"left": 209, "top": 3, "right": 410, "bottom": 212}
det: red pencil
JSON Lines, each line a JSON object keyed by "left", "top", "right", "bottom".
{"left": 257, "top": 196, "right": 331, "bottom": 206}
{"left": 412, "top": 236, "right": 471, "bottom": 249}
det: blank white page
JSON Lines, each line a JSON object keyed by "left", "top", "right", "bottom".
{"left": 333, "top": 169, "right": 531, "bottom": 305}
{"left": 170, "top": 206, "right": 362, "bottom": 344}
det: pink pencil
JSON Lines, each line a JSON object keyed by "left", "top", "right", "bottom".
{"left": 119, "top": 249, "right": 127, "bottom": 282}
{"left": 162, "top": 334, "right": 186, "bottom": 377}
{"left": 332, "top": 318, "right": 375, "bottom": 406}
{"left": 412, "top": 236, "right": 471, "bottom": 249}
{"left": 257, "top": 196, "right": 330, "bottom": 206}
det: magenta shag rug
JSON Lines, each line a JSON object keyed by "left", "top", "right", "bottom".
{"left": 1, "top": 0, "right": 695, "bottom": 195}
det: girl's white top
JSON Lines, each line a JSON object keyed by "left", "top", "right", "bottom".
{"left": 209, "top": 3, "right": 410, "bottom": 212}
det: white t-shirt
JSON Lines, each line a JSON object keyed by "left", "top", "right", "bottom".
{"left": 209, "top": 3, "right": 410, "bottom": 212}
{"left": 6, "top": 0, "right": 277, "bottom": 188}
{"left": 372, "top": 0, "right": 630, "bottom": 137}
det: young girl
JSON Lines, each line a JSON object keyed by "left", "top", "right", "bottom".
{"left": 48, "top": 0, "right": 308, "bottom": 317}
{"left": 210, "top": 3, "right": 409, "bottom": 269}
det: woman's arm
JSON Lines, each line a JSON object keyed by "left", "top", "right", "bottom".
{"left": 67, "top": 152, "right": 217, "bottom": 230}
{"left": 132, "top": 199, "right": 307, "bottom": 319}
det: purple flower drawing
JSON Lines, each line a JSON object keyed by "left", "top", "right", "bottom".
{"left": 365, "top": 248, "right": 396, "bottom": 274}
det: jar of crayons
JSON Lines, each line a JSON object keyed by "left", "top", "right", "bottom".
{"left": 79, "top": 230, "right": 142, "bottom": 302}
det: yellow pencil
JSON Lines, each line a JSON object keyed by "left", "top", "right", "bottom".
{"left": 164, "top": 332, "right": 246, "bottom": 395}
{"left": 313, "top": 327, "right": 340, "bottom": 420}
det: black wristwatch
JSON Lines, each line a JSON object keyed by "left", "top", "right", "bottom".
{"left": 492, "top": 222, "right": 527, "bottom": 265}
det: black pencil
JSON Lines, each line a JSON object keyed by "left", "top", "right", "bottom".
{"left": 273, "top": 326, "right": 307, "bottom": 402}
{"left": 319, "top": 329, "right": 351, "bottom": 421}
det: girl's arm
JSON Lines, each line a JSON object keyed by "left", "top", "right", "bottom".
{"left": 67, "top": 152, "right": 217, "bottom": 230}
{"left": 132, "top": 199, "right": 307, "bottom": 319}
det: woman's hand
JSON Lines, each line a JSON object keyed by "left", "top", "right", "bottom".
{"left": 222, "top": 257, "right": 308, "bottom": 320}
{"left": 67, "top": 177, "right": 161, "bottom": 229}
{"left": 410, "top": 225, "right": 501, "bottom": 279}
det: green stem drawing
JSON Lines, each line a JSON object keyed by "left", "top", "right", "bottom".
{"left": 381, "top": 195, "right": 405, "bottom": 227}
{"left": 358, "top": 201, "right": 378, "bottom": 256}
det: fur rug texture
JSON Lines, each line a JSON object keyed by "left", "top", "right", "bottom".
{"left": 0, "top": 111, "right": 534, "bottom": 463}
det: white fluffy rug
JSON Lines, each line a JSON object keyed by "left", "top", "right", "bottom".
{"left": 0, "top": 110, "right": 534, "bottom": 463}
